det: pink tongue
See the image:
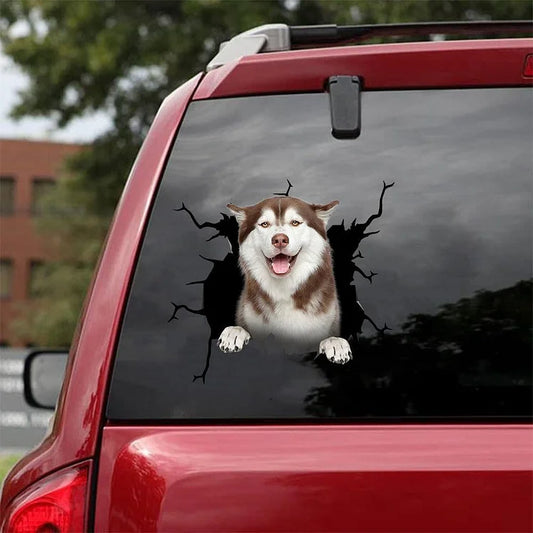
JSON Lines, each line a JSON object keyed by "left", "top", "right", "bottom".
{"left": 272, "top": 254, "right": 290, "bottom": 274}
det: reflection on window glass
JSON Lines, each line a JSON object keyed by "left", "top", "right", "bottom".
{"left": 0, "top": 177, "right": 15, "bottom": 215}
{"left": 0, "top": 259, "right": 14, "bottom": 299}
{"left": 31, "top": 178, "right": 55, "bottom": 215}
{"left": 108, "top": 89, "right": 532, "bottom": 421}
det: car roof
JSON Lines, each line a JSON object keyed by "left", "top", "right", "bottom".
{"left": 206, "top": 21, "right": 533, "bottom": 71}
{"left": 195, "top": 38, "right": 533, "bottom": 100}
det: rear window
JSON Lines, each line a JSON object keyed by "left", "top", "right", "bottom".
{"left": 107, "top": 88, "right": 532, "bottom": 421}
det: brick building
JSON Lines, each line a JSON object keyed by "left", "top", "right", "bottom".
{"left": 0, "top": 139, "right": 82, "bottom": 346}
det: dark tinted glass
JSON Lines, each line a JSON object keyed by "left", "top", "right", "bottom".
{"left": 0, "top": 177, "right": 15, "bottom": 215}
{"left": 107, "top": 89, "right": 532, "bottom": 421}
{"left": 31, "top": 178, "right": 55, "bottom": 216}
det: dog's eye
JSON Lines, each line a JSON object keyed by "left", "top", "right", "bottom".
{"left": 259, "top": 221, "right": 270, "bottom": 228}
{"left": 291, "top": 220, "right": 302, "bottom": 227}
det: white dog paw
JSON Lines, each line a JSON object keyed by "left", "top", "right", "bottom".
{"left": 218, "top": 326, "right": 251, "bottom": 353}
{"left": 318, "top": 337, "right": 352, "bottom": 364}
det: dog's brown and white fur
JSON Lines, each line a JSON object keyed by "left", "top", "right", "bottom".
{"left": 218, "top": 197, "right": 352, "bottom": 364}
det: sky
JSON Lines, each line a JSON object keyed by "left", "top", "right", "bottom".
{"left": 0, "top": 50, "right": 111, "bottom": 143}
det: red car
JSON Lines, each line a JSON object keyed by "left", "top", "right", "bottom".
{"left": 2, "top": 21, "right": 532, "bottom": 532}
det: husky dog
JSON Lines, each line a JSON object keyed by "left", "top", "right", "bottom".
{"left": 218, "top": 196, "right": 352, "bottom": 364}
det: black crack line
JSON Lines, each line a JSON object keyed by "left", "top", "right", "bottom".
{"left": 274, "top": 179, "right": 293, "bottom": 197}
{"left": 354, "top": 266, "right": 377, "bottom": 283}
{"left": 168, "top": 302, "right": 205, "bottom": 323}
{"left": 192, "top": 337, "right": 213, "bottom": 384}
{"left": 363, "top": 314, "right": 391, "bottom": 335}
{"left": 359, "top": 180, "right": 395, "bottom": 236}
{"left": 174, "top": 202, "right": 215, "bottom": 230}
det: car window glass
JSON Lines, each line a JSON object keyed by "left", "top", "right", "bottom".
{"left": 107, "top": 89, "right": 532, "bottom": 421}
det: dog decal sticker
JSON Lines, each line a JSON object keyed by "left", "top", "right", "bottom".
{"left": 221, "top": 196, "right": 351, "bottom": 363}
{"left": 170, "top": 181, "right": 394, "bottom": 382}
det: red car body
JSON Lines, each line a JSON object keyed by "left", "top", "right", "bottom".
{"left": 2, "top": 35, "right": 532, "bottom": 532}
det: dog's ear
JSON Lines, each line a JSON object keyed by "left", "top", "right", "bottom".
{"left": 227, "top": 203, "right": 246, "bottom": 225}
{"left": 313, "top": 201, "right": 339, "bottom": 225}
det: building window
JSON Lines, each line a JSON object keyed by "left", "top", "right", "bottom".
{"left": 31, "top": 177, "right": 56, "bottom": 215}
{"left": 29, "top": 260, "right": 45, "bottom": 298}
{"left": 0, "top": 259, "right": 13, "bottom": 299}
{"left": 0, "top": 176, "right": 15, "bottom": 215}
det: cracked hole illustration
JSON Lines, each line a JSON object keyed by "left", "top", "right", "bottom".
{"left": 169, "top": 181, "right": 394, "bottom": 382}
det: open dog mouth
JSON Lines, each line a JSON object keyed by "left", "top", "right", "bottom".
{"left": 266, "top": 253, "right": 298, "bottom": 275}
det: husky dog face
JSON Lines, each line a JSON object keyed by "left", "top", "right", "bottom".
{"left": 228, "top": 197, "right": 338, "bottom": 296}
{"left": 220, "top": 196, "right": 352, "bottom": 363}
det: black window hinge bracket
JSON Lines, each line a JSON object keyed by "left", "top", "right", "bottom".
{"left": 328, "top": 75, "right": 362, "bottom": 140}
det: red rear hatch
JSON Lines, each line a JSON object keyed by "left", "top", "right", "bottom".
{"left": 94, "top": 40, "right": 533, "bottom": 532}
{"left": 94, "top": 425, "right": 532, "bottom": 532}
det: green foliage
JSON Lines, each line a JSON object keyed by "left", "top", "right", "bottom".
{"left": 0, "top": 454, "right": 22, "bottom": 484}
{"left": 12, "top": 177, "right": 109, "bottom": 346}
{"left": 1, "top": 0, "right": 530, "bottom": 346}
{"left": 324, "top": 0, "right": 532, "bottom": 25}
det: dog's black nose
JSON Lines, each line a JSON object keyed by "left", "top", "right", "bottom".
{"left": 272, "top": 233, "right": 289, "bottom": 249}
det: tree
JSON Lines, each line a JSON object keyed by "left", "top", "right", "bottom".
{"left": 305, "top": 279, "right": 533, "bottom": 417}
{"left": 1, "top": 0, "right": 530, "bottom": 346}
